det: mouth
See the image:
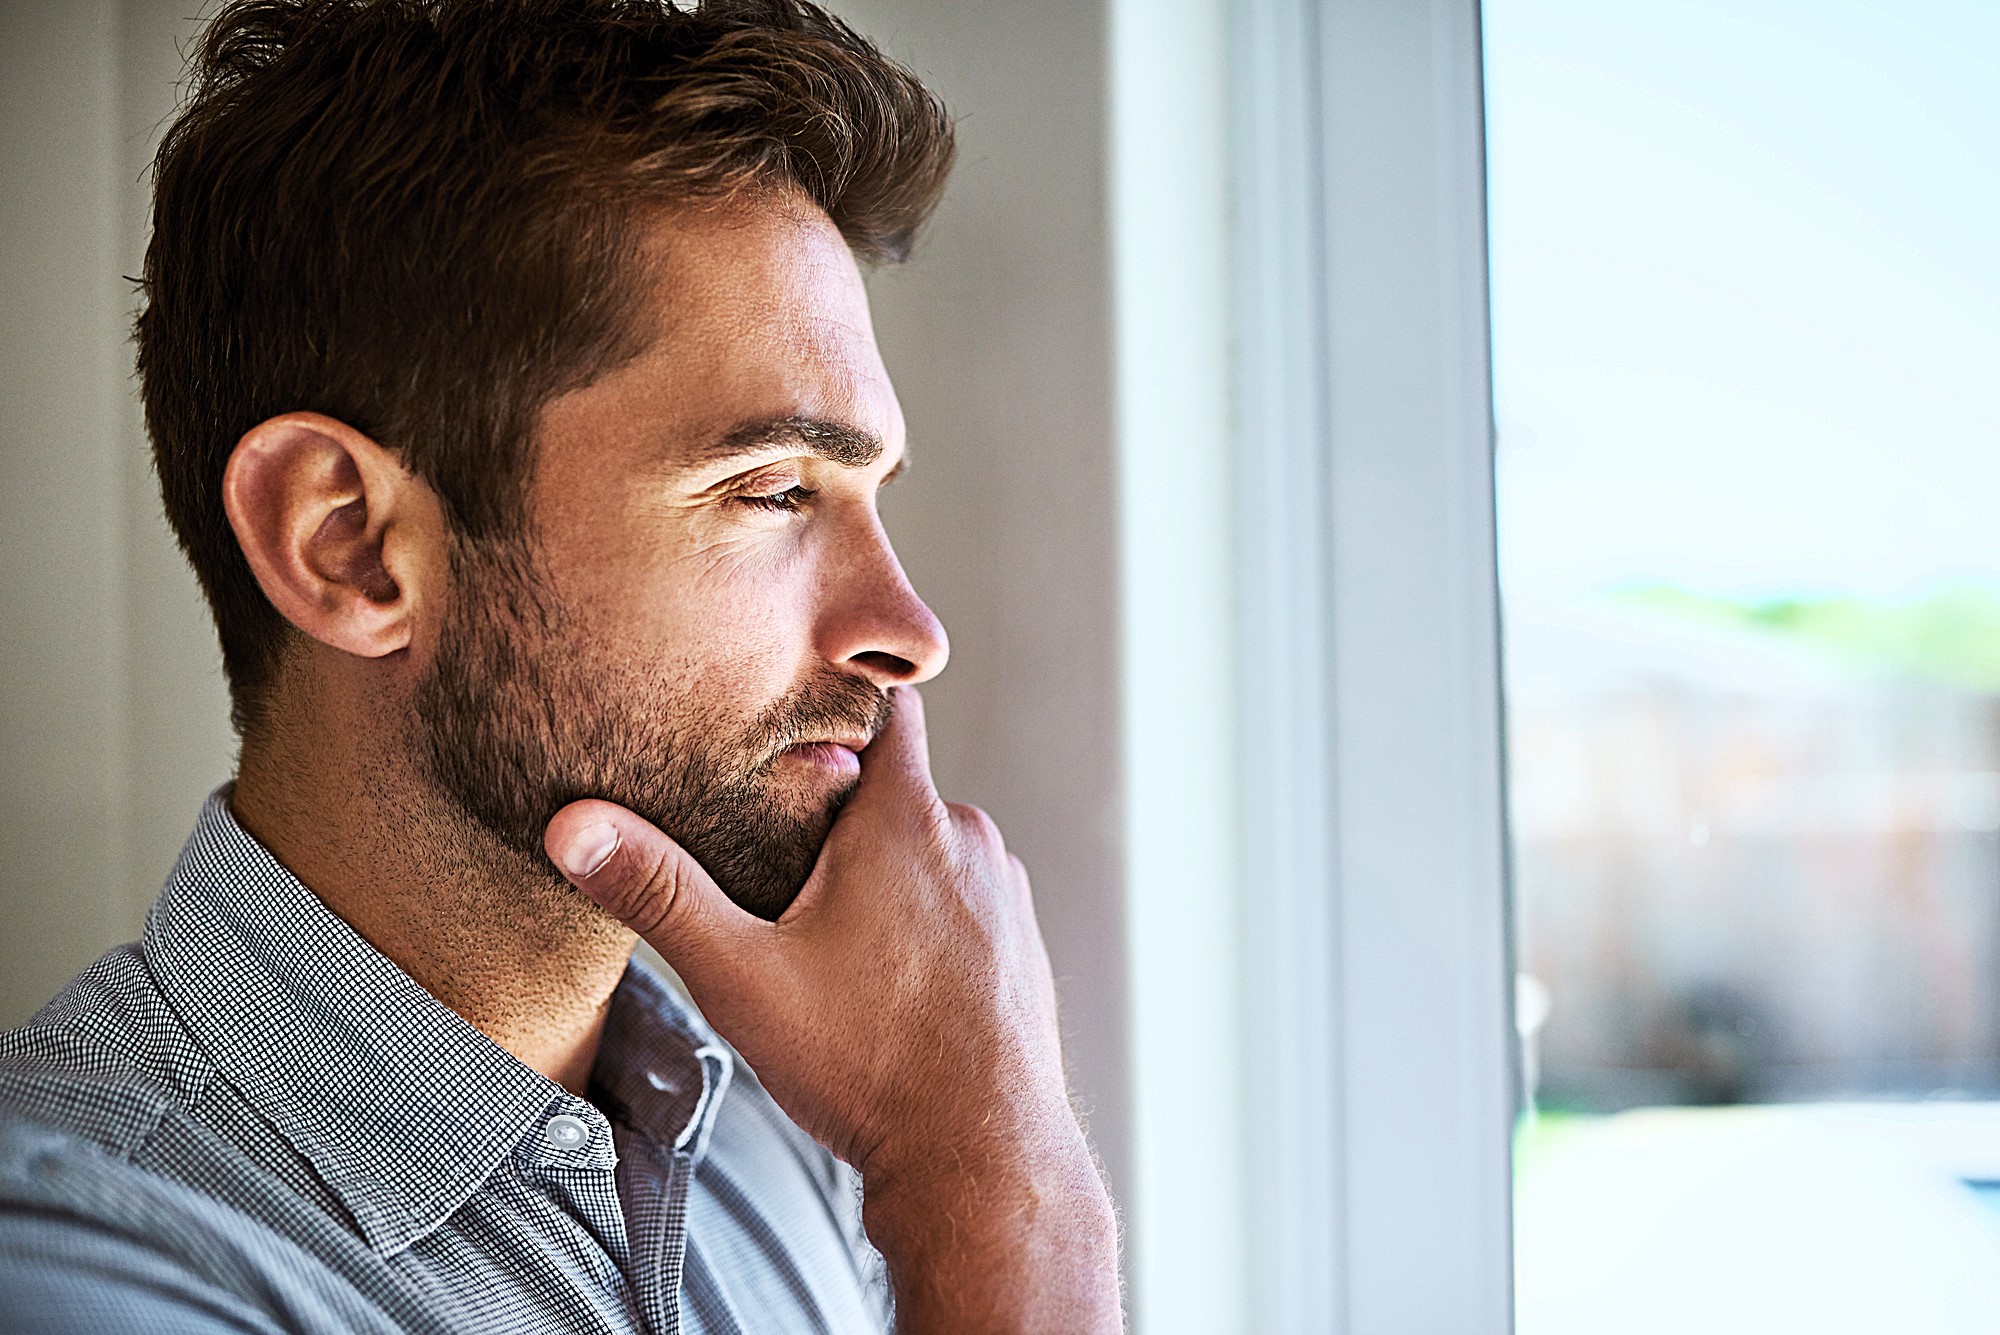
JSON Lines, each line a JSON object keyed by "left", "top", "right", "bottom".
{"left": 773, "top": 738, "right": 866, "bottom": 776}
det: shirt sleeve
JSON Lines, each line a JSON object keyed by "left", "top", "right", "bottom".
{"left": 0, "top": 1115, "right": 405, "bottom": 1335}
{"left": 0, "top": 1210, "right": 288, "bottom": 1335}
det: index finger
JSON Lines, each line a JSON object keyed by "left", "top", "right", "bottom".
{"left": 847, "top": 685, "right": 938, "bottom": 807}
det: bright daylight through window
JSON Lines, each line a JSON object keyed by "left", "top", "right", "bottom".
{"left": 1488, "top": 1, "right": 2000, "bottom": 1330}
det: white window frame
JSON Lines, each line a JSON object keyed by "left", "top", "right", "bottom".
{"left": 1230, "top": 1, "right": 1516, "bottom": 1329}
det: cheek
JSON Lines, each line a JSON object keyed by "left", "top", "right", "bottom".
{"left": 576, "top": 539, "right": 822, "bottom": 707}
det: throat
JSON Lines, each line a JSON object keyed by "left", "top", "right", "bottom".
{"left": 230, "top": 740, "right": 638, "bottom": 1096}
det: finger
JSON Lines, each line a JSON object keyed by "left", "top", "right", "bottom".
{"left": 545, "top": 798, "right": 764, "bottom": 971}
{"left": 947, "top": 801, "right": 1003, "bottom": 851}
{"left": 849, "top": 685, "right": 939, "bottom": 806}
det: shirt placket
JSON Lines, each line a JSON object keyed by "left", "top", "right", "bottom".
{"left": 518, "top": 1094, "right": 640, "bottom": 1324}
{"left": 607, "top": 1043, "right": 734, "bottom": 1334}
{"left": 614, "top": 1124, "right": 698, "bottom": 1334}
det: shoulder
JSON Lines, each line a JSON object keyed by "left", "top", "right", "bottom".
{"left": 2, "top": 944, "right": 205, "bottom": 1082}
{"left": 0, "top": 945, "right": 210, "bottom": 1154}
{"left": 0, "top": 1115, "right": 399, "bottom": 1335}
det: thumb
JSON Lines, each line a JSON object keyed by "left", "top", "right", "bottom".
{"left": 545, "top": 798, "right": 762, "bottom": 971}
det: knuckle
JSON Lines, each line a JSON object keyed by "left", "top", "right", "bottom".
{"left": 599, "top": 845, "right": 685, "bottom": 939}
{"left": 1007, "top": 854, "right": 1035, "bottom": 907}
{"left": 947, "top": 801, "right": 1002, "bottom": 847}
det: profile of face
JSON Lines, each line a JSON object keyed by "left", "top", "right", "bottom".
{"left": 414, "top": 195, "right": 948, "bottom": 920}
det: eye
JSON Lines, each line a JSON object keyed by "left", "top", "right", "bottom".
{"left": 735, "top": 483, "right": 818, "bottom": 514}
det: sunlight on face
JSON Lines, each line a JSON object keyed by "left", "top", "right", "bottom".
{"left": 417, "top": 195, "right": 948, "bottom": 918}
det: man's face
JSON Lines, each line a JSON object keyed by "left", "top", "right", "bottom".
{"left": 415, "top": 196, "right": 948, "bottom": 919}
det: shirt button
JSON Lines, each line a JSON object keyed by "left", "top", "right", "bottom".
{"left": 544, "top": 1114, "right": 591, "bottom": 1152}
{"left": 646, "top": 1069, "right": 678, "bottom": 1093}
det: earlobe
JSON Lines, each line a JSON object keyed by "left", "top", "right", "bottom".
{"left": 222, "top": 412, "right": 442, "bottom": 661}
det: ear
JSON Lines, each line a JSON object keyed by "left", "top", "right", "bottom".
{"left": 222, "top": 412, "right": 447, "bottom": 661}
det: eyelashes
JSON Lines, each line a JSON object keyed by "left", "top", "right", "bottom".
{"left": 735, "top": 484, "right": 819, "bottom": 514}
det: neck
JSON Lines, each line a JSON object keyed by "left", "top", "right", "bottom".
{"left": 230, "top": 692, "right": 635, "bottom": 1096}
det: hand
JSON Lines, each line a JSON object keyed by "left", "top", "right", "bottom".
{"left": 545, "top": 686, "right": 1120, "bottom": 1333}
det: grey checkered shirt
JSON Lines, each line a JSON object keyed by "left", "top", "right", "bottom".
{"left": 0, "top": 791, "right": 893, "bottom": 1333}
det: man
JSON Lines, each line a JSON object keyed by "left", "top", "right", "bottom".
{"left": 0, "top": 1, "right": 1122, "bottom": 1331}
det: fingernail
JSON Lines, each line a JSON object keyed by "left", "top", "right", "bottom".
{"left": 561, "top": 822, "right": 621, "bottom": 879}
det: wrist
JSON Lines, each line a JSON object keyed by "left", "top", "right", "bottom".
{"left": 861, "top": 1110, "right": 1101, "bottom": 1225}
{"left": 858, "top": 1086, "right": 1089, "bottom": 1214}
{"left": 860, "top": 1113, "right": 1121, "bottom": 1333}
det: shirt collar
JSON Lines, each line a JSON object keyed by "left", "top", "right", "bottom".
{"left": 144, "top": 789, "right": 730, "bottom": 1256}
{"left": 589, "top": 961, "right": 734, "bottom": 1162}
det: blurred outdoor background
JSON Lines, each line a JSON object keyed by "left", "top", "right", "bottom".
{"left": 1490, "top": 0, "right": 2000, "bottom": 1328}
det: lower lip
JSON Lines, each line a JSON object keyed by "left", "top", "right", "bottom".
{"left": 780, "top": 742, "right": 861, "bottom": 776}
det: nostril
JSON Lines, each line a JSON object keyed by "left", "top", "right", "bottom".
{"left": 850, "top": 650, "right": 917, "bottom": 680}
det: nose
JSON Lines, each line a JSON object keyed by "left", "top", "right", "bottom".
{"left": 816, "top": 511, "right": 949, "bottom": 688}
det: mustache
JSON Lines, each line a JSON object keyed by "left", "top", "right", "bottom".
{"left": 745, "top": 671, "right": 892, "bottom": 767}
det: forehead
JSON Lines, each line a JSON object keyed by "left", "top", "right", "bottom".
{"left": 612, "top": 196, "right": 899, "bottom": 450}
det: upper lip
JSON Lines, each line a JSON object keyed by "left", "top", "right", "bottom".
{"left": 791, "top": 735, "right": 870, "bottom": 751}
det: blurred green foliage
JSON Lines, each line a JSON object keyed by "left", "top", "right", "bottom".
{"left": 1611, "top": 580, "right": 2000, "bottom": 693}
{"left": 1514, "top": 1110, "right": 1597, "bottom": 1180}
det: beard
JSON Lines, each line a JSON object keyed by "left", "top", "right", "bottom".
{"left": 412, "top": 538, "right": 889, "bottom": 920}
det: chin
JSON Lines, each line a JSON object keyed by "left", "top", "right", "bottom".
{"left": 762, "top": 753, "right": 861, "bottom": 813}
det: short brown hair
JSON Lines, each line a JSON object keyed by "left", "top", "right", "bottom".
{"left": 137, "top": 0, "right": 954, "bottom": 732}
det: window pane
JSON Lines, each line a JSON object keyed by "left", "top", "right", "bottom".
{"left": 1485, "top": 1, "right": 2000, "bottom": 1328}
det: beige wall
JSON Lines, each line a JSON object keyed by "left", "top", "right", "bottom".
{"left": 0, "top": 0, "right": 233, "bottom": 1025}
{"left": 0, "top": 0, "right": 1138, "bottom": 1213}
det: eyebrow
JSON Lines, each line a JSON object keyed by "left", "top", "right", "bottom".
{"left": 701, "top": 415, "right": 887, "bottom": 470}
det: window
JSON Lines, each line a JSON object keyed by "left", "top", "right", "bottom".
{"left": 1488, "top": 2, "right": 2000, "bottom": 1329}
